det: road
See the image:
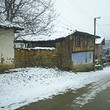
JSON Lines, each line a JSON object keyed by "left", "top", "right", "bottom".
{"left": 17, "top": 74, "right": 110, "bottom": 110}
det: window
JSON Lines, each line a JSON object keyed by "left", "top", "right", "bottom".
{"left": 83, "top": 38, "right": 88, "bottom": 47}
{"left": 89, "top": 38, "right": 93, "bottom": 47}
{"left": 75, "top": 36, "right": 80, "bottom": 47}
{"left": 89, "top": 53, "right": 91, "bottom": 59}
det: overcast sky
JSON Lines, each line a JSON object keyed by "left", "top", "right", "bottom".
{"left": 54, "top": 0, "right": 110, "bottom": 40}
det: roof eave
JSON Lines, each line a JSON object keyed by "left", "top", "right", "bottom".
{"left": 95, "top": 36, "right": 101, "bottom": 39}
{"left": 0, "top": 25, "right": 24, "bottom": 30}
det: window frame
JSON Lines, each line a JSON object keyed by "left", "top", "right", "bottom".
{"left": 75, "top": 36, "right": 81, "bottom": 47}
{"left": 83, "top": 37, "right": 88, "bottom": 47}
{"left": 89, "top": 38, "right": 93, "bottom": 47}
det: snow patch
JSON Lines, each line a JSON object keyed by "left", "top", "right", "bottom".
{"left": 27, "top": 47, "right": 55, "bottom": 50}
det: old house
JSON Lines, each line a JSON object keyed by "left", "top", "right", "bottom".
{"left": 0, "top": 21, "right": 23, "bottom": 71}
{"left": 15, "top": 30, "right": 100, "bottom": 72}
{"left": 95, "top": 38, "right": 105, "bottom": 61}
{"left": 56, "top": 31, "right": 100, "bottom": 72}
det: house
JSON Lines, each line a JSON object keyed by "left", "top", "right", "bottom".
{"left": 15, "top": 30, "right": 100, "bottom": 72}
{"left": 0, "top": 21, "right": 23, "bottom": 71}
{"left": 56, "top": 31, "right": 100, "bottom": 71}
{"left": 95, "top": 38, "right": 105, "bottom": 62}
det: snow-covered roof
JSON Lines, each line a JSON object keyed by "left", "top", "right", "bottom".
{"left": 17, "top": 25, "right": 74, "bottom": 41}
{"left": 0, "top": 20, "right": 23, "bottom": 30}
{"left": 15, "top": 21, "right": 100, "bottom": 42}
{"left": 95, "top": 37, "right": 104, "bottom": 44}
{"left": 16, "top": 26, "right": 100, "bottom": 42}
{"left": 27, "top": 47, "right": 55, "bottom": 50}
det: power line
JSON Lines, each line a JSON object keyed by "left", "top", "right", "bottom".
{"left": 68, "top": 0, "right": 94, "bottom": 22}
{"left": 59, "top": 21, "right": 75, "bottom": 29}
{"left": 98, "top": 24, "right": 110, "bottom": 26}
{"left": 60, "top": 16, "right": 83, "bottom": 31}
{"left": 58, "top": 0, "right": 93, "bottom": 22}
{"left": 56, "top": 0, "right": 94, "bottom": 32}
{"left": 56, "top": 0, "right": 109, "bottom": 39}
{"left": 97, "top": 24, "right": 109, "bottom": 38}
{"left": 65, "top": 0, "right": 109, "bottom": 38}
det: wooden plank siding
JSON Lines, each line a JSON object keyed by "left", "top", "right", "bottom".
{"left": 72, "top": 35, "right": 94, "bottom": 53}
{"left": 55, "top": 31, "right": 95, "bottom": 71}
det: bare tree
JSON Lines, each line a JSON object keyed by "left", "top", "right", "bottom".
{"left": 0, "top": 0, "right": 56, "bottom": 39}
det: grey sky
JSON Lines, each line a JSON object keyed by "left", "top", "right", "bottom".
{"left": 55, "top": 0, "right": 110, "bottom": 40}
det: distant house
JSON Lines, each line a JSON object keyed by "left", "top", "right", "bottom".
{"left": 95, "top": 38, "right": 105, "bottom": 61}
{"left": 102, "top": 40, "right": 110, "bottom": 57}
{"left": 0, "top": 21, "right": 23, "bottom": 71}
{"left": 15, "top": 31, "right": 100, "bottom": 72}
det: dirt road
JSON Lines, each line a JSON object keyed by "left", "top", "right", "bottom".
{"left": 17, "top": 75, "right": 110, "bottom": 110}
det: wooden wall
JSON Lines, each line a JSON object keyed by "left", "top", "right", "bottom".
{"left": 56, "top": 34, "right": 94, "bottom": 71}
{"left": 72, "top": 35, "right": 94, "bottom": 52}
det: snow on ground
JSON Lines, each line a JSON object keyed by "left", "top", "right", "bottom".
{"left": 73, "top": 68, "right": 110, "bottom": 107}
{"left": 0, "top": 67, "right": 110, "bottom": 110}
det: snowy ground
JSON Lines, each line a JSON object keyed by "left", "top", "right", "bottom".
{"left": 0, "top": 67, "right": 110, "bottom": 110}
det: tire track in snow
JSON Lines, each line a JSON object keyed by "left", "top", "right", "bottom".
{"left": 72, "top": 74, "right": 110, "bottom": 108}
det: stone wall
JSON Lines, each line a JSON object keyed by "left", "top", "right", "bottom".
{"left": 15, "top": 48, "right": 58, "bottom": 68}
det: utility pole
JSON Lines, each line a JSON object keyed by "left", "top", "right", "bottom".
{"left": 94, "top": 17, "right": 100, "bottom": 36}
{"left": 93, "top": 17, "right": 101, "bottom": 70}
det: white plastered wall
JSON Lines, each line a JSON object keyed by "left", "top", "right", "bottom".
{"left": 0, "top": 28, "right": 15, "bottom": 69}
